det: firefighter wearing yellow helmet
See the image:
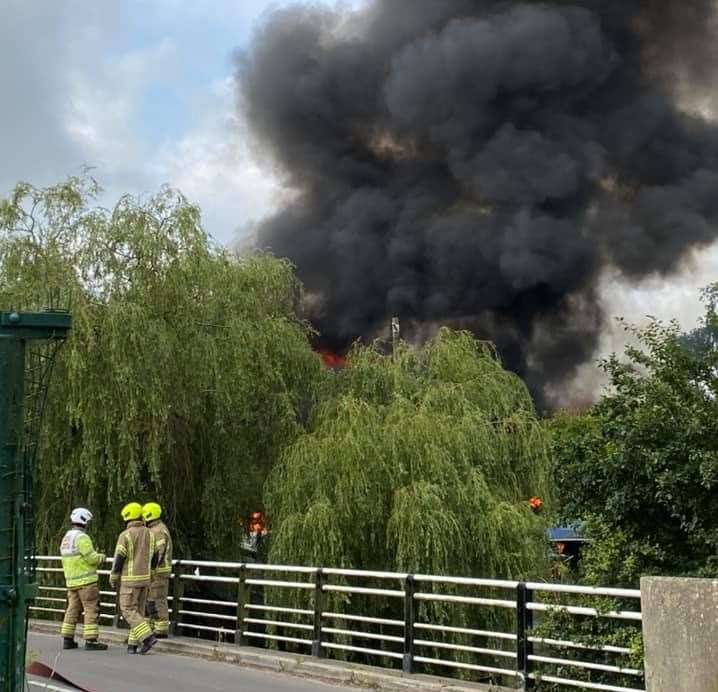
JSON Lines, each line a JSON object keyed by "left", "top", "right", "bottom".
{"left": 142, "top": 501, "right": 173, "bottom": 638}
{"left": 109, "top": 502, "right": 159, "bottom": 654}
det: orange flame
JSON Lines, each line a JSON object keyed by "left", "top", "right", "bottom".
{"left": 318, "top": 350, "right": 347, "bottom": 369}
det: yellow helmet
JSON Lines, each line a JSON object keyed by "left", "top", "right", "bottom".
{"left": 121, "top": 502, "right": 143, "bottom": 522}
{"left": 142, "top": 502, "right": 162, "bottom": 522}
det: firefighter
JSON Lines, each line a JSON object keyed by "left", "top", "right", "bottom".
{"left": 142, "top": 501, "right": 172, "bottom": 638}
{"left": 109, "top": 502, "right": 158, "bottom": 654}
{"left": 59, "top": 508, "right": 108, "bottom": 650}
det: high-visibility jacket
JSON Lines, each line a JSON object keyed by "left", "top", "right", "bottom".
{"left": 60, "top": 528, "right": 104, "bottom": 589}
{"left": 147, "top": 520, "right": 172, "bottom": 577}
{"left": 112, "top": 521, "right": 156, "bottom": 587}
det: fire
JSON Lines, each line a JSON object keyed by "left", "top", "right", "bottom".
{"left": 318, "top": 350, "right": 347, "bottom": 369}
{"left": 248, "top": 511, "right": 267, "bottom": 536}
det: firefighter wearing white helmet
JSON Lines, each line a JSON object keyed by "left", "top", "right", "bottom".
{"left": 59, "top": 508, "right": 108, "bottom": 650}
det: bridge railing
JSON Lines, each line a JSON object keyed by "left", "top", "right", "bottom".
{"left": 32, "top": 557, "right": 644, "bottom": 692}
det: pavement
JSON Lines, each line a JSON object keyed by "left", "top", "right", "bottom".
{"left": 27, "top": 631, "right": 368, "bottom": 692}
{"left": 28, "top": 622, "right": 509, "bottom": 692}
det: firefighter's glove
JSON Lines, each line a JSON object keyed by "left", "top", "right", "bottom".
{"left": 109, "top": 573, "right": 120, "bottom": 588}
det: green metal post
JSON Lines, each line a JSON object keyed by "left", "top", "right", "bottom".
{"left": 0, "top": 311, "right": 70, "bottom": 691}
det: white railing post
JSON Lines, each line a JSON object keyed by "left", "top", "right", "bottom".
{"left": 312, "top": 568, "right": 324, "bottom": 658}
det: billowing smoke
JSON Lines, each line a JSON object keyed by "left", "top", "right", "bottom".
{"left": 235, "top": 0, "right": 718, "bottom": 407}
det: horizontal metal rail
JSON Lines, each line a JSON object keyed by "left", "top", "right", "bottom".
{"left": 179, "top": 622, "right": 234, "bottom": 635}
{"left": 323, "top": 568, "right": 407, "bottom": 579}
{"left": 321, "top": 642, "right": 403, "bottom": 660}
{"left": 529, "top": 654, "right": 643, "bottom": 677}
{"left": 322, "top": 584, "right": 405, "bottom": 598}
{"left": 528, "top": 636, "right": 632, "bottom": 656}
{"left": 245, "top": 578, "right": 313, "bottom": 590}
{"left": 175, "top": 559, "right": 244, "bottom": 569}
{"left": 247, "top": 604, "right": 313, "bottom": 617}
{"left": 414, "top": 655, "right": 518, "bottom": 677}
{"left": 415, "top": 592, "right": 515, "bottom": 609}
{"left": 180, "top": 574, "right": 238, "bottom": 584}
{"left": 31, "top": 555, "right": 646, "bottom": 691}
{"left": 243, "top": 631, "right": 312, "bottom": 646}
{"left": 29, "top": 607, "right": 64, "bottom": 615}
{"left": 414, "top": 574, "right": 519, "bottom": 589}
{"left": 529, "top": 674, "right": 645, "bottom": 692}
{"left": 181, "top": 596, "right": 236, "bottom": 608}
{"left": 414, "top": 622, "right": 517, "bottom": 641}
{"left": 179, "top": 609, "right": 236, "bottom": 622}
{"left": 526, "top": 583, "right": 641, "bottom": 599}
{"left": 323, "top": 612, "right": 403, "bottom": 627}
{"left": 244, "top": 618, "right": 314, "bottom": 631}
{"left": 322, "top": 627, "right": 404, "bottom": 644}
{"left": 528, "top": 601, "right": 642, "bottom": 622}
{"left": 246, "top": 563, "right": 317, "bottom": 574}
{"left": 415, "top": 639, "right": 516, "bottom": 659}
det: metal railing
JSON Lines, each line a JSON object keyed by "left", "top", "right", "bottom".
{"left": 32, "top": 557, "right": 644, "bottom": 692}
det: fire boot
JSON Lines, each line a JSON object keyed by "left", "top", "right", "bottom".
{"left": 62, "top": 637, "right": 78, "bottom": 650}
{"left": 85, "top": 640, "right": 108, "bottom": 651}
{"left": 140, "top": 634, "right": 158, "bottom": 655}
{"left": 127, "top": 644, "right": 138, "bottom": 654}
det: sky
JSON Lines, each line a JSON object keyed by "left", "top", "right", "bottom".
{"left": 2, "top": 0, "right": 718, "bottom": 390}
{"left": 0, "top": 0, "right": 363, "bottom": 246}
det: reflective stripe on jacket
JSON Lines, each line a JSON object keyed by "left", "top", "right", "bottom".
{"left": 148, "top": 520, "right": 172, "bottom": 577}
{"left": 60, "top": 529, "right": 103, "bottom": 589}
{"left": 113, "top": 521, "right": 155, "bottom": 587}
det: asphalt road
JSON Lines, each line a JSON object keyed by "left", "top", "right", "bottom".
{"left": 27, "top": 632, "right": 366, "bottom": 692}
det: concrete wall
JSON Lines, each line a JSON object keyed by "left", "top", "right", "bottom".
{"left": 641, "top": 577, "right": 718, "bottom": 692}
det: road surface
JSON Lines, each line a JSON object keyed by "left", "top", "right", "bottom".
{"left": 27, "top": 632, "right": 366, "bottom": 692}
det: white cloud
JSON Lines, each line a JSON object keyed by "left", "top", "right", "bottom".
{"left": 149, "top": 76, "right": 282, "bottom": 244}
{"left": 65, "top": 39, "right": 177, "bottom": 178}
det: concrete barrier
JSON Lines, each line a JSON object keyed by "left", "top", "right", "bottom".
{"left": 641, "top": 576, "right": 718, "bottom": 692}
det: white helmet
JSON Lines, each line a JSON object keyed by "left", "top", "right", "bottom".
{"left": 70, "top": 507, "right": 93, "bottom": 526}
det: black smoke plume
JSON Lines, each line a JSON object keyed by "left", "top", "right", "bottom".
{"left": 236, "top": 0, "right": 718, "bottom": 407}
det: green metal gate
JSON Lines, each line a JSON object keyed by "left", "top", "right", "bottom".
{"left": 0, "top": 310, "right": 71, "bottom": 691}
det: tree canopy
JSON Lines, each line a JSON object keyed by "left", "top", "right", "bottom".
{"left": 552, "top": 288, "right": 718, "bottom": 584}
{"left": 266, "top": 329, "right": 552, "bottom": 579}
{"left": 0, "top": 175, "right": 322, "bottom": 557}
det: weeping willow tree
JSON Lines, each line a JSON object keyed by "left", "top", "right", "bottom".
{"left": 264, "top": 331, "right": 552, "bottom": 671}
{"left": 267, "top": 329, "right": 551, "bottom": 576}
{"left": 0, "top": 174, "right": 322, "bottom": 557}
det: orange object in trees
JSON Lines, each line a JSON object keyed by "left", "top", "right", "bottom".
{"left": 529, "top": 496, "right": 543, "bottom": 513}
{"left": 248, "top": 511, "right": 267, "bottom": 536}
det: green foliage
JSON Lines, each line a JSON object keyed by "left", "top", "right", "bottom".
{"left": 267, "top": 329, "right": 552, "bottom": 577}
{"left": 0, "top": 175, "right": 322, "bottom": 557}
{"left": 552, "top": 287, "right": 718, "bottom": 585}
{"left": 264, "top": 330, "right": 553, "bottom": 671}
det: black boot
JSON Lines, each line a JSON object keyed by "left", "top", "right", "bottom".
{"left": 155, "top": 632, "right": 168, "bottom": 640}
{"left": 127, "top": 644, "right": 138, "bottom": 654}
{"left": 85, "top": 640, "right": 108, "bottom": 651}
{"left": 63, "top": 637, "right": 78, "bottom": 650}
{"left": 140, "top": 634, "right": 157, "bottom": 654}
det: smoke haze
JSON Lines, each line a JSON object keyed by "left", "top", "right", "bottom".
{"left": 236, "top": 0, "right": 718, "bottom": 407}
